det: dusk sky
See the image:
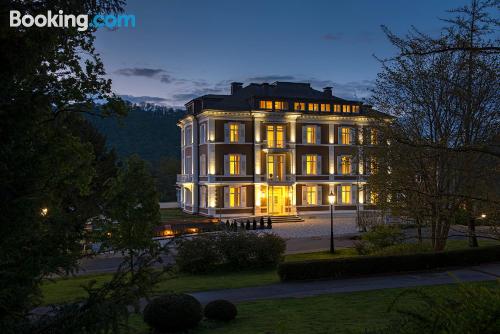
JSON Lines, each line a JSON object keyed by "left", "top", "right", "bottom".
{"left": 94, "top": 0, "right": 471, "bottom": 107}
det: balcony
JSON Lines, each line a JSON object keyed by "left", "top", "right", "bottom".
{"left": 176, "top": 174, "right": 193, "bottom": 183}
{"left": 266, "top": 174, "right": 296, "bottom": 184}
{"left": 264, "top": 140, "right": 291, "bottom": 151}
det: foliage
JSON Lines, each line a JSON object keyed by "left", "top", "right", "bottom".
{"left": 204, "top": 300, "right": 238, "bottom": 321}
{"left": 368, "top": 0, "right": 500, "bottom": 250}
{"left": 143, "top": 293, "right": 203, "bottom": 333}
{"left": 368, "top": 282, "right": 500, "bottom": 334}
{"left": 175, "top": 232, "right": 286, "bottom": 274}
{"left": 355, "top": 225, "right": 404, "bottom": 255}
{"left": 175, "top": 235, "right": 222, "bottom": 274}
{"left": 278, "top": 245, "right": 500, "bottom": 281}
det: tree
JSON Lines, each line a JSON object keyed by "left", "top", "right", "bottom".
{"left": 103, "top": 155, "right": 161, "bottom": 273}
{"left": 368, "top": 0, "right": 499, "bottom": 250}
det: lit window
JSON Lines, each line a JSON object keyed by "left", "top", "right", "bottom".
{"left": 229, "top": 123, "right": 239, "bottom": 143}
{"left": 341, "top": 185, "right": 351, "bottom": 204}
{"left": 320, "top": 104, "right": 330, "bottom": 112}
{"left": 229, "top": 154, "right": 240, "bottom": 175}
{"left": 341, "top": 156, "right": 351, "bottom": 175}
{"left": 294, "top": 102, "right": 305, "bottom": 111}
{"left": 308, "top": 103, "right": 319, "bottom": 111}
{"left": 267, "top": 154, "right": 285, "bottom": 180}
{"left": 306, "top": 126, "right": 316, "bottom": 144}
{"left": 370, "top": 129, "right": 378, "bottom": 144}
{"left": 333, "top": 104, "right": 341, "bottom": 112}
{"left": 200, "top": 186, "right": 207, "bottom": 208}
{"left": 267, "top": 125, "right": 284, "bottom": 148}
{"left": 342, "top": 105, "right": 350, "bottom": 113}
{"left": 274, "top": 101, "right": 288, "bottom": 110}
{"left": 229, "top": 186, "right": 241, "bottom": 208}
{"left": 352, "top": 105, "right": 360, "bottom": 113}
{"left": 341, "top": 127, "right": 351, "bottom": 145}
{"left": 260, "top": 100, "right": 273, "bottom": 109}
{"left": 306, "top": 185, "right": 317, "bottom": 205}
{"left": 306, "top": 155, "right": 317, "bottom": 175}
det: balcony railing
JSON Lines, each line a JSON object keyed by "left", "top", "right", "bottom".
{"left": 177, "top": 174, "right": 193, "bottom": 183}
{"left": 265, "top": 140, "right": 287, "bottom": 149}
{"left": 266, "top": 174, "right": 296, "bottom": 183}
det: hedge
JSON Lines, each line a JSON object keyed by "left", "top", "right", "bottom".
{"left": 278, "top": 245, "right": 500, "bottom": 281}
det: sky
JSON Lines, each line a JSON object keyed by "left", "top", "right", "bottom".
{"left": 94, "top": 0, "right": 472, "bottom": 107}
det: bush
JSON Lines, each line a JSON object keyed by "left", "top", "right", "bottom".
{"left": 204, "top": 299, "right": 238, "bottom": 321}
{"left": 175, "top": 232, "right": 286, "bottom": 274}
{"left": 371, "top": 242, "right": 433, "bottom": 256}
{"left": 175, "top": 235, "right": 221, "bottom": 274}
{"left": 143, "top": 294, "right": 203, "bottom": 333}
{"left": 278, "top": 245, "right": 500, "bottom": 281}
{"left": 362, "top": 225, "right": 404, "bottom": 250}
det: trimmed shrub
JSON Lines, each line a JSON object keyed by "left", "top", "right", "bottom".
{"left": 278, "top": 245, "right": 500, "bottom": 281}
{"left": 175, "top": 232, "right": 286, "bottom": 273}
{"left": 204, "top": 299, "right": 238, "bottom": 321}
{"left": 175, "top": 235, "right": 221, "bottom": 274}
{"left": 143, "top": 294, "right": 202, "bottom": 333}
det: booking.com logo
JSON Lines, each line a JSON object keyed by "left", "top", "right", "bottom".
{"left": 10, "top": 10, "right": 135, "bottom": 31}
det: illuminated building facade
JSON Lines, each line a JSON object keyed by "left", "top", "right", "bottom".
{"left": 177, "top": 81, "right": 386, "bottom": 217}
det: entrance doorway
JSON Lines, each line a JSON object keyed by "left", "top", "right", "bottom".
{"left": 268, "top": 186, "right": 286, "bottom": 215}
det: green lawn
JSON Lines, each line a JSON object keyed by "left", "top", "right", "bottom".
{"left": 160, "top": 208, "right": 208, "bottom": 221}
{"left": 126, "top": 281, "right": 498, "bottom": 334}
{"left": 41, "top": 239, "right": 499, "bottom": 306}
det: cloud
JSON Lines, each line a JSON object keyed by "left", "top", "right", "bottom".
{"left": 115, "top": 67, "right": 165, "bottom": 77}
{"left": 119, "top": 94, "right": 170, "bottom": 105}
{"left": 115, "top": 67, "right": 175, "bottom": 84}
{"left": 246, "top": 75, "right": 296, "bottom": 82}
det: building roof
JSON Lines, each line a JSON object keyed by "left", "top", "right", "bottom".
{"left": 184, "top": 81, "right": 389, "bottom": 118}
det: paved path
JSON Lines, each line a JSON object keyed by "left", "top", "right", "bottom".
{"left": 188, "top": 262, "right": 500, "bottom": 305}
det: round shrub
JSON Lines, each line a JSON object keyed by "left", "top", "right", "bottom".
{"left": 175, "top": 235, "right": 221, "bottom": 274}
{"left": 204, "top": 299, "right": 237, "bottom": 321}
{"left": 143, "top": 294, "right": 202, "bottom": 333}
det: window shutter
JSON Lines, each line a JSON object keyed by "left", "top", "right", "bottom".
{"left": 351, "top": 185, "right": 357, "bottom": 204}
{"left": 302, "top": 155, "right": 306, "bottom": 175}
{"left": 316, "top": 126, "right": 321, "bottom": 144}
{"left": 350, "top": 128, "right": 356, "bottom": 145}
{"left": 317, "top": 155, "right": 322, "bottom": 175}
{"left": 240, "top": 154, "right": 246, "bottom": 175}
{"left": 338, "top": 127, "right": 342, "bottom": 144}
{"left": 224, "top": 155, "right": 229, "bottom": 175}
{"left": 224, "top": 123, "right": 229, "bottom": 143}
{"left": 317, "top": 186, "right": 323, "bottom": 205}
{"left": 302, "top": 185, "right": 308, "bottom": 205}
{"left": 223, "top": 187, "right": 229, "bottom": 208}
{"left": 337, "top": 156, "right": 342, "bottom": 175}
{"left": 302, "top": 126, "right": 307, "bottom": 144}
{"left": 337, "top": 185, "right": 342, "bottom": 204}
{"left": 239, "top": 123, "right": 245, "bottom": 143}
{"left": 241, "top": 186, "right": 246, "bottom": 207}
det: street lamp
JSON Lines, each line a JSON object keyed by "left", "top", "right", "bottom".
{"left": 328, "top": 191, "right": 336, "bottom": 253}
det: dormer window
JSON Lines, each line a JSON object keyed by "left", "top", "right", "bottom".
{"left": 308, "top": 103, "right": 319, "bottom": 111}
{"left": 342, "top": 105, "right": 350, "bottom": 113}
{"left": 333, "top": 104, "right": 341, "bottom": 113}
{"left": 259, "top": 100, "right": 273, "bottom": 109}
{"left": 352, "top": 105, "right": 360, "bottom": 113}
{"left": 320, "top": 103, "right": 330, "bottom": 112}
{"left": 274, "top": 101, "right": 288, "bottom": 111}
{"left": 294, "top": 102, "right": 305, "bottom": 111}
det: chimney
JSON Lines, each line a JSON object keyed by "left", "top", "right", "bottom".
{"left": 231, "top": 82, "right": 243, "bottom": 95}
{"left": 323, "top": 86, "right": 333, "bottom": 97}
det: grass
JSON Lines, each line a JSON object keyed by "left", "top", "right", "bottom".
{"left": 127, "top": 281, "right": 498, "bottom": 334}
{"left": 40, "top": 239, "right": 499, "bottom": 306}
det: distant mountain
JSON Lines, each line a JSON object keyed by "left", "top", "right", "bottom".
{"left": 87, "top": 104, "right": 185, "bottom": 163}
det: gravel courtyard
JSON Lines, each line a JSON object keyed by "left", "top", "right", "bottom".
{"left": 271, "top": 214, "right": 359, "bottom": 239}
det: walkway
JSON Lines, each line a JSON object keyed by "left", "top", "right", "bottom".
{"left": 188, "top": 262, "right": 500, "bottom": 304}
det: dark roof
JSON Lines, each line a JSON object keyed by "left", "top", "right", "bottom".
{"left": 185, "top": 81, "right": 388, "bottom": 117}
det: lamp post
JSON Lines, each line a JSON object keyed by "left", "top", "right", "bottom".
{"left": 328, "top": 191, "right": 336, "bottom": 253}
